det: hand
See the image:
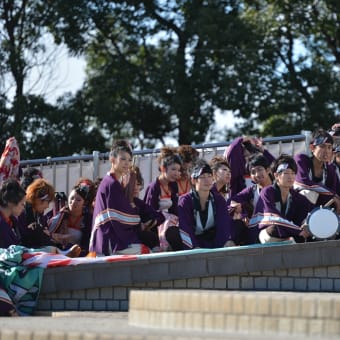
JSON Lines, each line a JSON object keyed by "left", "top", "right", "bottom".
{"left": 333, "top": 196, "right": 340, "bottom": 214}
{"left": 141, "top": 219, "right": 156, "bottom": 231}
{"left": 252, "top": 137, "right": 264, "bottom": 152}
{"left": 299, "top": 229, "right": 311, "bottom": 239}
{"left": 331, "top": 123, "right": 340, "bottom": 130}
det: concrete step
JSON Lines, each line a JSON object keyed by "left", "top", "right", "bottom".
{"left": 129, "top": 290, "right": 340, "bottom": 337}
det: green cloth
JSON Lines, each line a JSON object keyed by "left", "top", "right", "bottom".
{"left": 0, "top": 245, "right": 44, "bottom": 316}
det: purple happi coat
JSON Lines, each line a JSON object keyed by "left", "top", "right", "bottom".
{"left": 89, "top": 174, "right": 141, "bottom": 255}
{"left": 294, "top": 153, "right": 340, "bottom": 205}
{"left": 178, "top": 190, "right": 235, "bottom": 249}
{"left": 249, "top": 184, "right": 313, "bottom": 242}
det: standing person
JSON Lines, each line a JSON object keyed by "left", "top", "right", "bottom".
{"left": 89, "top": 140, "right": 147, "bottom": 256}
{"left": 294, "top": 128, "right": 340, "bottom": 212}
{"left": 47, "top": 178, "right": 96, "bottom": 256}
{"left": 143, "top": 147, "right": 182, "bottom": 250}
{"left": 223, "top": 136, "right": 275, "bottom": 197}
{"left": 249, "top": 154, "right": 313, "bottom": 244}
{"left": 166, "top": 159, "right": 238, "bottom": 250}
{"left": 177, "top": 145, "right": 199, "bottom": 197}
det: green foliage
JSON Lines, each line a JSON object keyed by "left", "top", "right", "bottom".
{"left": 1, "top": 0, "right": 340, "bottom": 158}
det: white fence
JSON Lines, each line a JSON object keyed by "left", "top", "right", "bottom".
{"left": 20, "top": 133, "right": 311, "bottom": 195}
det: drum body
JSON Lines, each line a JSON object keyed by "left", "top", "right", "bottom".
{"left": 306, "top": 207, "right": 339, "bottom": 239}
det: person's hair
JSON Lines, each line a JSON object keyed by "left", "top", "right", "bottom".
{"left": 242, "top": 140, "right": 261, "bottom": 154}
{"left": 110, "top": 140, "right": 133, "bottom": 158}
{"left": 72, "top": 178, "right": 96, "bottom": 207}
{"left": 177, "top": 145, "right": 199, "bottom": 163}
{"left": 157, "top": 146, "right": 182, "bottom": 169}
{"left": 25, "top": 178, "right": 55, "bottom": 204}
{"left": 191, "top": 158, "right": 213, "bottom": 179}
{"left": 21, "top": 167, "right": 43, "bottom": 190}
{"left": 311, "top": 128, "right": 333, "bottom": 146}
{"left": 247, "top": 154, "right": 270, "bottom": 171}
{"left": 271, "top": 154, "right": 297, "bottom": 174}
{"left": 130, "top": 165, "right": 144, "bottom": 187}
{"left": 209, "top": 156, "right": 230, "bottom": 173}
{"left": 0, "top": 179, "right": 26, "bottom": 208}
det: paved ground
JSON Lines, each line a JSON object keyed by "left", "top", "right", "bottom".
{"left": 0, "top": 312, "right": 334, "bottom": 340}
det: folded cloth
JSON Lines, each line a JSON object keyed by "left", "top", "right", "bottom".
{"left": 0, "top": 245, "right": 44, "bottom": 316}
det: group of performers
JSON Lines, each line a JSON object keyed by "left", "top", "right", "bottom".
{"left": 1, "top": 126, "right": 340, "bottom": 315}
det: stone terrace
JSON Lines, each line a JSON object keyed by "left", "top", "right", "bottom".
{"left": 37, "top": 239, "right": 340, "bottom": 313}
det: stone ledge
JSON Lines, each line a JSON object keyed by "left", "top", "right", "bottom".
{"left": 40, "top": 240, "right": 340, "bottom": 294}
{"left": 128, "top": 290, "right": 340, "bottom": 337}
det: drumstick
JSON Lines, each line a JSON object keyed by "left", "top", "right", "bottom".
{"left": 324, "top": 198, "right": 335, "bottom": 207}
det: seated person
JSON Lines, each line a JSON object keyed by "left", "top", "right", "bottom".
{"left": 17, "top": 178, "right": 56, "bottom": 248}
{"left": 47, "top": 178, "right": 96, "bottom": 256}
{"left": 177, "top": 145, "right": 199, "bottom": 197}
{"left": 227, "top": 154, "right": 273, "bottom": 218}
{"left": 209, "top": 156, "right": 232, "bottom": 200}
{"left": 89, "top": 140, "right": 147, "bottom": 256}
{"left": 294, "top": 128, "right": 340, "bottom": 212}
{"left": 166, "top": 159, "right": 239, "bottom": 250}
{"left": 127, "top": 165, "right": 165, "bottom": 251}
{"left": 16, "top": 178, "right": 81, "bottom": 256}
{"left": 143, "top": 147, "right": 182, "bottom": 250}
{"left": 249, "top": 154, "right": 313, "bottom": 244}
{"left": 223, "top": 136, "right": 275, "bottom": 197}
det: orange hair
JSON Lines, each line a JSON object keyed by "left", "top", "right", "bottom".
{"left": 25, "top": 178, "right": 55, "bottom": 204}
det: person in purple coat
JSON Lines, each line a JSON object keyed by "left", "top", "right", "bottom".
{"left": 223, "top": 136, "right": 275, "bottom": 197}
{"left": 89, "top": 140, "right": 146, "bottom": 256}
{"left": 129, "top": 165, "right": 165, "bottom": 251}
{"left": 0, "top": 179, "right": 28, "bottom": 316}
{"left": 293, "top": 128, "right": 340, "bottom": 213}
{"left": 0, "top": 179, "right": 26, "bottom": 250}
{"left": 249, "top": 154, "right": 313, "bottom": 244}
{"left": 143, "top": 147, "right": 182, "bottom": 250}
{"left": 166, "top": 159, "right": 237, "bottom": 250}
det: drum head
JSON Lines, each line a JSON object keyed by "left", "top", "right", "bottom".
{"left": 307, "top": 207, "right": 339, "bottom": 239}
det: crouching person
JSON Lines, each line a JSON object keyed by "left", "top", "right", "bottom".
{"left": 166, "top": 159, "right": 238, "bottom": 250}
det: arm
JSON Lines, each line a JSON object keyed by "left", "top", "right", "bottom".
{"left": 143, "top": 180, "right": 161, "bottom": 211}
{"left": 178, "top": 194, "right": 198, "bottom": 249}
{"left": 224, "top": 137, "right": 246, "bottom": 196}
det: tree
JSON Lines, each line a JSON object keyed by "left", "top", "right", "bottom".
{"left": 48, "top": 0, "right": 276, "bottom": 146}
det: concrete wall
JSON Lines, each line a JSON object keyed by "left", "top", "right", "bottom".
{"left": 37, "top": 240, "right": 340, "bottom": 312}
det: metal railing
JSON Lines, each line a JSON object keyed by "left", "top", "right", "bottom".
{"left": 20, "top": 133, "right": 311, "bottom": 194}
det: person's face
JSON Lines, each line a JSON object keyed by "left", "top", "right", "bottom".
{"left": 113, "top": 151, "right": 133, "bottom": 176}
{"left": 214, "top": 165, "right": 231, "bottom": 185}
{"left": 10, "top": 197, "right": 26, "bottom": 217}
{"left": 34, "top": 197, "right": 51, "bottom": 213}
{"left": 68, "top": 189, "right": 85, "bottom": 214}
{"left": 195, "top": 173, "right": 213, "bottom": 191}
{"left": 275, "top": 169, "right": 296, "bottom": 189}
{"left": 250, "top": 166, "right": 270, "bottom": 185}
{"left": 133, "top": 180, "right": 144, "bottom": 198}
{"left": 311, "top": 143, "right": 333, "bottom": 163}
{"left": 163, "top": 162, "right": 181, "bottom": 182}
